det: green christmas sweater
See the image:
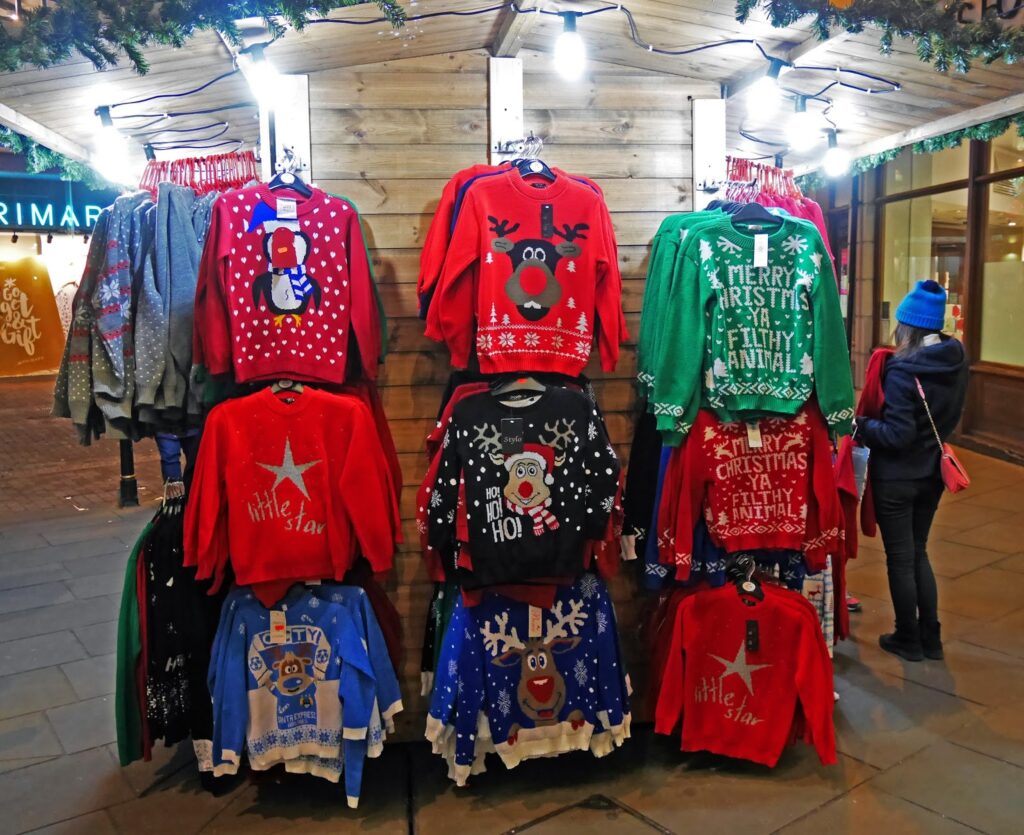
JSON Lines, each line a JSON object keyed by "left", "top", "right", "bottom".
{"left": 650, "top": 216, "right": 854, "bottom": 440}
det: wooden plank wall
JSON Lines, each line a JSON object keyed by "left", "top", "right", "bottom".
{"left": 309, "top": 48, "right": 718, "bottom": 737}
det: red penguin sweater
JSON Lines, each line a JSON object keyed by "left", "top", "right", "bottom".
{"left": 425, "top": 169, "right": 626, "bottom": 376}
{"left": 193, "top": 185, "right": 380, "bottom": 385}
{"left": 654, "top": 583, "right": 837, "bottom": 767}
{"left": 658, "top": 404, "right": 841, "bottom": 577}
{"left": 184, "top": 387, "right": 395, "bottom": 595}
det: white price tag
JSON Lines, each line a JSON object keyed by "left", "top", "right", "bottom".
{"left": 679, "top": 228, "right": 689, "bottom": 243}
{"left": 753, "top": 234, "right": 769, "bottom": 268}
{"left": 269, "top": 610, "right": 287, "bottom": 644}
{"left": 277, "top": 198, "right": 298, "bottom": 220}
{"left": 746, "top": 421, "right": 763, "bottom": 449}
{"left": 528, "top": 606, "right": 543, "bottom": 638}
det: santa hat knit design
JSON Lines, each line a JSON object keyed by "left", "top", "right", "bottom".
{"left": 504, "top": 443, "right": 556, "bottom": 485}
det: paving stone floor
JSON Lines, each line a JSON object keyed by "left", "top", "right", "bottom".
{"left": 2, "top": 379, "right": 1024, "bottom": 833}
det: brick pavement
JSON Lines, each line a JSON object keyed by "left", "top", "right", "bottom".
{"left": 1, "top": 378, "right": 1023, "bottom": 833}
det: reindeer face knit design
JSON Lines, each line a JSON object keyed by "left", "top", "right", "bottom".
{"left": 426, "top": 575, "right": 631, "bottom": 785}
{"left": 425, "top": 171, "right": 627, "bottom": 376}
{"left": 426, "top": 387, "right": 620, "bottom": 589}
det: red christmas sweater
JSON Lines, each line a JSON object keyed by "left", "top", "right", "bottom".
{"left": 183, "top": 387, "right": 395, "bottom": 594}
{"left": 654, "top": 583, "right": 837, "bottom": 767}
{"left": 193, "top": 184, "right": 380, "bottom": 385}
{"left": 425, "top": 169, "right": 626, "bottom": 375}
{"left": 658, "top": 404, "right": 841, "bottom": 577}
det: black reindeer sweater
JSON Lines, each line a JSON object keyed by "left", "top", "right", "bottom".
{"left": 426, "top": 387, "right": 620, "bottom": 588}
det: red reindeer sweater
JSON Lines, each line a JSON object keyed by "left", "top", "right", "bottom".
{"left": 658, "top": 404, "right": 841, "bottom": 577}
{"left": 193, "top": 185, "right": 380, "bottom": 384}
{"left": 655, "top": 583, "right": 837, "bottom": 767}
{"left": 184, "top": 387, "right": 395, "bottom": 596}
{"left": 425, "top": 169, "right": 626, "bottom": 375}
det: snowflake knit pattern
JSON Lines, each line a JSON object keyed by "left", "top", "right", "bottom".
{"left": 650, "top": 217, "right": 854, "bottom": 439}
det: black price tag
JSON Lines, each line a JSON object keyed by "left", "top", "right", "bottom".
{"left": 746, "top": 620, "right": 759, "bottom": 652}
{"left": 501, "top": 418, "right": 524, "bottom": 455}
{"left": 541, "top": 204, "right": 554, "bottom": 239}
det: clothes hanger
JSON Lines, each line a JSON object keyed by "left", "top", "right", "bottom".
{"left": 271, "top": 379, "right": 305, "bottom": 394}
{"left": 730, "top": 200, "right": 783, "bottom": 232}
{"left": 513, "top": 131, "right": 556, "bottom": 182}
{"left": 267, "top": 146, "right": 313, "bottom": 197}
{"left": 727, "top": 554, "right": 765, "bottom": 602}
{"left": 491, "top": 375, "right": 547, "bottom": 397}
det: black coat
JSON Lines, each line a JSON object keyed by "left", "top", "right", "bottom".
{"left": 858, "top": 337, "right": 968, "bottom": 481}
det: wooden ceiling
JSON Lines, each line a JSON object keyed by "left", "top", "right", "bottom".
{"left": 0, "top": 0, "right": 1022, "bottom": 174}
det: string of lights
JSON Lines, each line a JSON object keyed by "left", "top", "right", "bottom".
{"left": 90, "top": 0, "right": 904, "bottom": 181}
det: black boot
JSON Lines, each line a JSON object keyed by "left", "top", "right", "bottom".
{"left": 879, "top": 628, "right": 924, "bottom": 662}
{"left": 920, "top": 621, "right": 944, "bottom": 660}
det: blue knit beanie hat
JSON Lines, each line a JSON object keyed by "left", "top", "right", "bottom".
{"left": 896, "top": 279, "right": 946, "bottom": 331}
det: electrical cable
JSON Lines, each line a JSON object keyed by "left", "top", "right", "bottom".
{"left": 109, "top": 68, "right": 241, "bottom": 109}
{"left": 111, "top": 102, "right": 256, "bottom": 121}
{"left": 129, "top": 121, "right": 229, "bottom": 139}
{"left": 147, "top": 124, "right": 231, "bottom": 145}
{"left": 147, "top": 138, "right": 244, "bottom": 152}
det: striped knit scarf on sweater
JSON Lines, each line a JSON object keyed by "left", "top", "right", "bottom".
{"left": 505, "top": 497, "right": 560, "bottom": 536}
{"left": 284, "top": 266, "right": 312, "bottom": 301}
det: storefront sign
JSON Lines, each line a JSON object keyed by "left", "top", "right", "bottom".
{"left": 0, "top": 258, "right": 66, "bottom": 376}
{"left": 955, "top": 1, "right": 1024, "bottom": 27}
{"left": 0, "top": 174, "right": 119, "bottom": 232}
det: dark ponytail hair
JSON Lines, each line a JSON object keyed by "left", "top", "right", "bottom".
{"left": 894, "top": 322, "right": 937, "bottom": 358}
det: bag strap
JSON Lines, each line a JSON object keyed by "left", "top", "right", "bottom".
{"left": 914, "top": 376, "right": 944, "bottom": 451}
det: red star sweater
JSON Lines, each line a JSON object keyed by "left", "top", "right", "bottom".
{"left": 193, "top": 185, "right": 380, "bottom": 385}
{"left": 424, "top": 169, "right": 627, "bottom": 375}
{"left": 654, "top": 583, "right": 837, "bottom": 767}
{"left": 658, "top": 404, "right": 841, "bottom": 577}
{"left": 183, "top": 387, "right": 396, "bottom": 595}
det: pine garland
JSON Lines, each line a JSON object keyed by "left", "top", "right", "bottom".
{"left": 795, "top": 112, "right": 1024, "bottom": 190}
{"left": 0, "top": 1, "right": 406, "bottom": 74}
{"left": 0, "top": 126, "right": 113, "bottom": 189}
{"left": 736, "top": 1, "right": 1024, "bottom": 73}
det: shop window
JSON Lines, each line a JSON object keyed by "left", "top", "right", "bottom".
{"left": 884, "top": 145, "right": 970, "bottom": 195}
{"left": 990, "top": 125, "right": 1024, "bottom": 173}
{"left": 880, "top": 190, "right": 968, "bottom": 342}
{"left": 979, "top": 179, "right": 1024, "bottom": 366}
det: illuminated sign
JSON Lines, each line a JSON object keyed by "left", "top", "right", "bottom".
{"left": 0, "top": 174, "right": 120, "bottom": 232}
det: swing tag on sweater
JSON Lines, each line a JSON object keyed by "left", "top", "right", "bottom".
{"left": 541, "top": 204, "right": 554, "bottom": 239}
{"left": 277, "top": 199, "right": 297, "bottom": 220}
{"left": 746, "top": 620, "right": 759, "bottom": 652}
{"left": 746, "top": 421, "right": 763, "bottom": 448}
{"left": 269, "top": 610, "right": 287, "bottom": 644}
{"left": 528, "top": 606, "right": 543, "bottom": 638}
{"left": 753, "top": 234, "right": 769, "bottom": 267}
{"left": 501, "top": 418, "right": 524, "bottom": 455}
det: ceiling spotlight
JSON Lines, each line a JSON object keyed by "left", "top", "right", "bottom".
{"left": 786, "top": 97, "right": 821, "bottom": 152}
{"left": 553, "top": 12, "right": 587, "bottom": 82}
{"left": 94, "top": 105, "right": 113, "bottom": 129}
{"left": 11, "top": 232, "right": 18, "bottom": 244}
{"left": 746, "top": 57, "right": 786, "bottom": 120}
{"left": 238, "top": 43, "right": 284, "bottom": 111}
{"left": 46, "top": 233, "right": 53, "bottom": 244}
{"left": 823, "top": 129, "right": 851, "bottom": 177}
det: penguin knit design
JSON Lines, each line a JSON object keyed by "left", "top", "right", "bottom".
{"left": 193, "top": 185, "right": 380, "bottom": 385}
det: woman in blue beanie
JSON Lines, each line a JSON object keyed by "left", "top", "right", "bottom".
{"left": 855, "top": 280, "right": 968, "bottom": 662}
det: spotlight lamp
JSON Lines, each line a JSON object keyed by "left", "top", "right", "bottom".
{"left": 823, "top": 129, "right": 852, "bottom": 177}
{"left": 553, "top": 12, "right": 587, "bottom": 82}
{"left": 746, "top": 57, "right": 787, "bottom": 120}
{"left": 786, "top": 96, "right": 821, "bottom": 153}
{"left": 11, "top": 231, "right": 18, "bottom": 244}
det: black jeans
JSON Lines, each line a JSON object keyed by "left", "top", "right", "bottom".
{"left": 871, "top": 477, "right": 944, "bottom": 637}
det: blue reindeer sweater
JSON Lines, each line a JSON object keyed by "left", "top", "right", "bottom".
{"left": 426, "top": 575, "right": 631, "bottom": 785}
{"left": 207, "top": 588, "right": 377, "bottom": 807}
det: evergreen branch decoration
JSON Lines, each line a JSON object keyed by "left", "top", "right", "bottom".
{"left": 0, "top": 126, "right": 112, "bottom": 189}
{"left": 737, "top": 1, "right": 1024, "bottom": 73}
{"left": 795, "top": 112, "right": 1024, "bottom": 190}
{"left": 0, "top": 1, "right": 406, "bottom": 74}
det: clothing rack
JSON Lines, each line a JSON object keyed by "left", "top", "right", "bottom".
{"left": 138, "top": 149, "right": 260, "bottom": 197}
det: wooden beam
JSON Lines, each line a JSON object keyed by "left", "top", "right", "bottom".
{"left": 793, "top": 91, "right": 1024, "bottom": 174}
{"left": 0, "top": 101, "right": 91, "bottom": 163}
{"left": 722, "top": 27, "right": 855, "bottom": 98}
{"left": 491, "top": 1, "right": 546, "bottom": 58}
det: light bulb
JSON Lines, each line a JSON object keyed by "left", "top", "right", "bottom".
{"left": 786, "top": 99, "right": 821, "bottom": 152}
{"left": 823, "top": 130, "right": 851, "bottom": 177}
{"left": 826, "top": 97, "right": 859, "bottom": 128}
{"left": 239, "top": 44, "right": 285, "bottom": 111}
{"left": 553, "top": 13, "right": 586, "bottom": 81}
{"left": 745, "top": 57, "right": 786, "bottom": 121}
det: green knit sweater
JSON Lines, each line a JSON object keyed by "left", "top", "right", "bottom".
{"left": 650, "top": 216, "right": 854, "bottom": 439}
